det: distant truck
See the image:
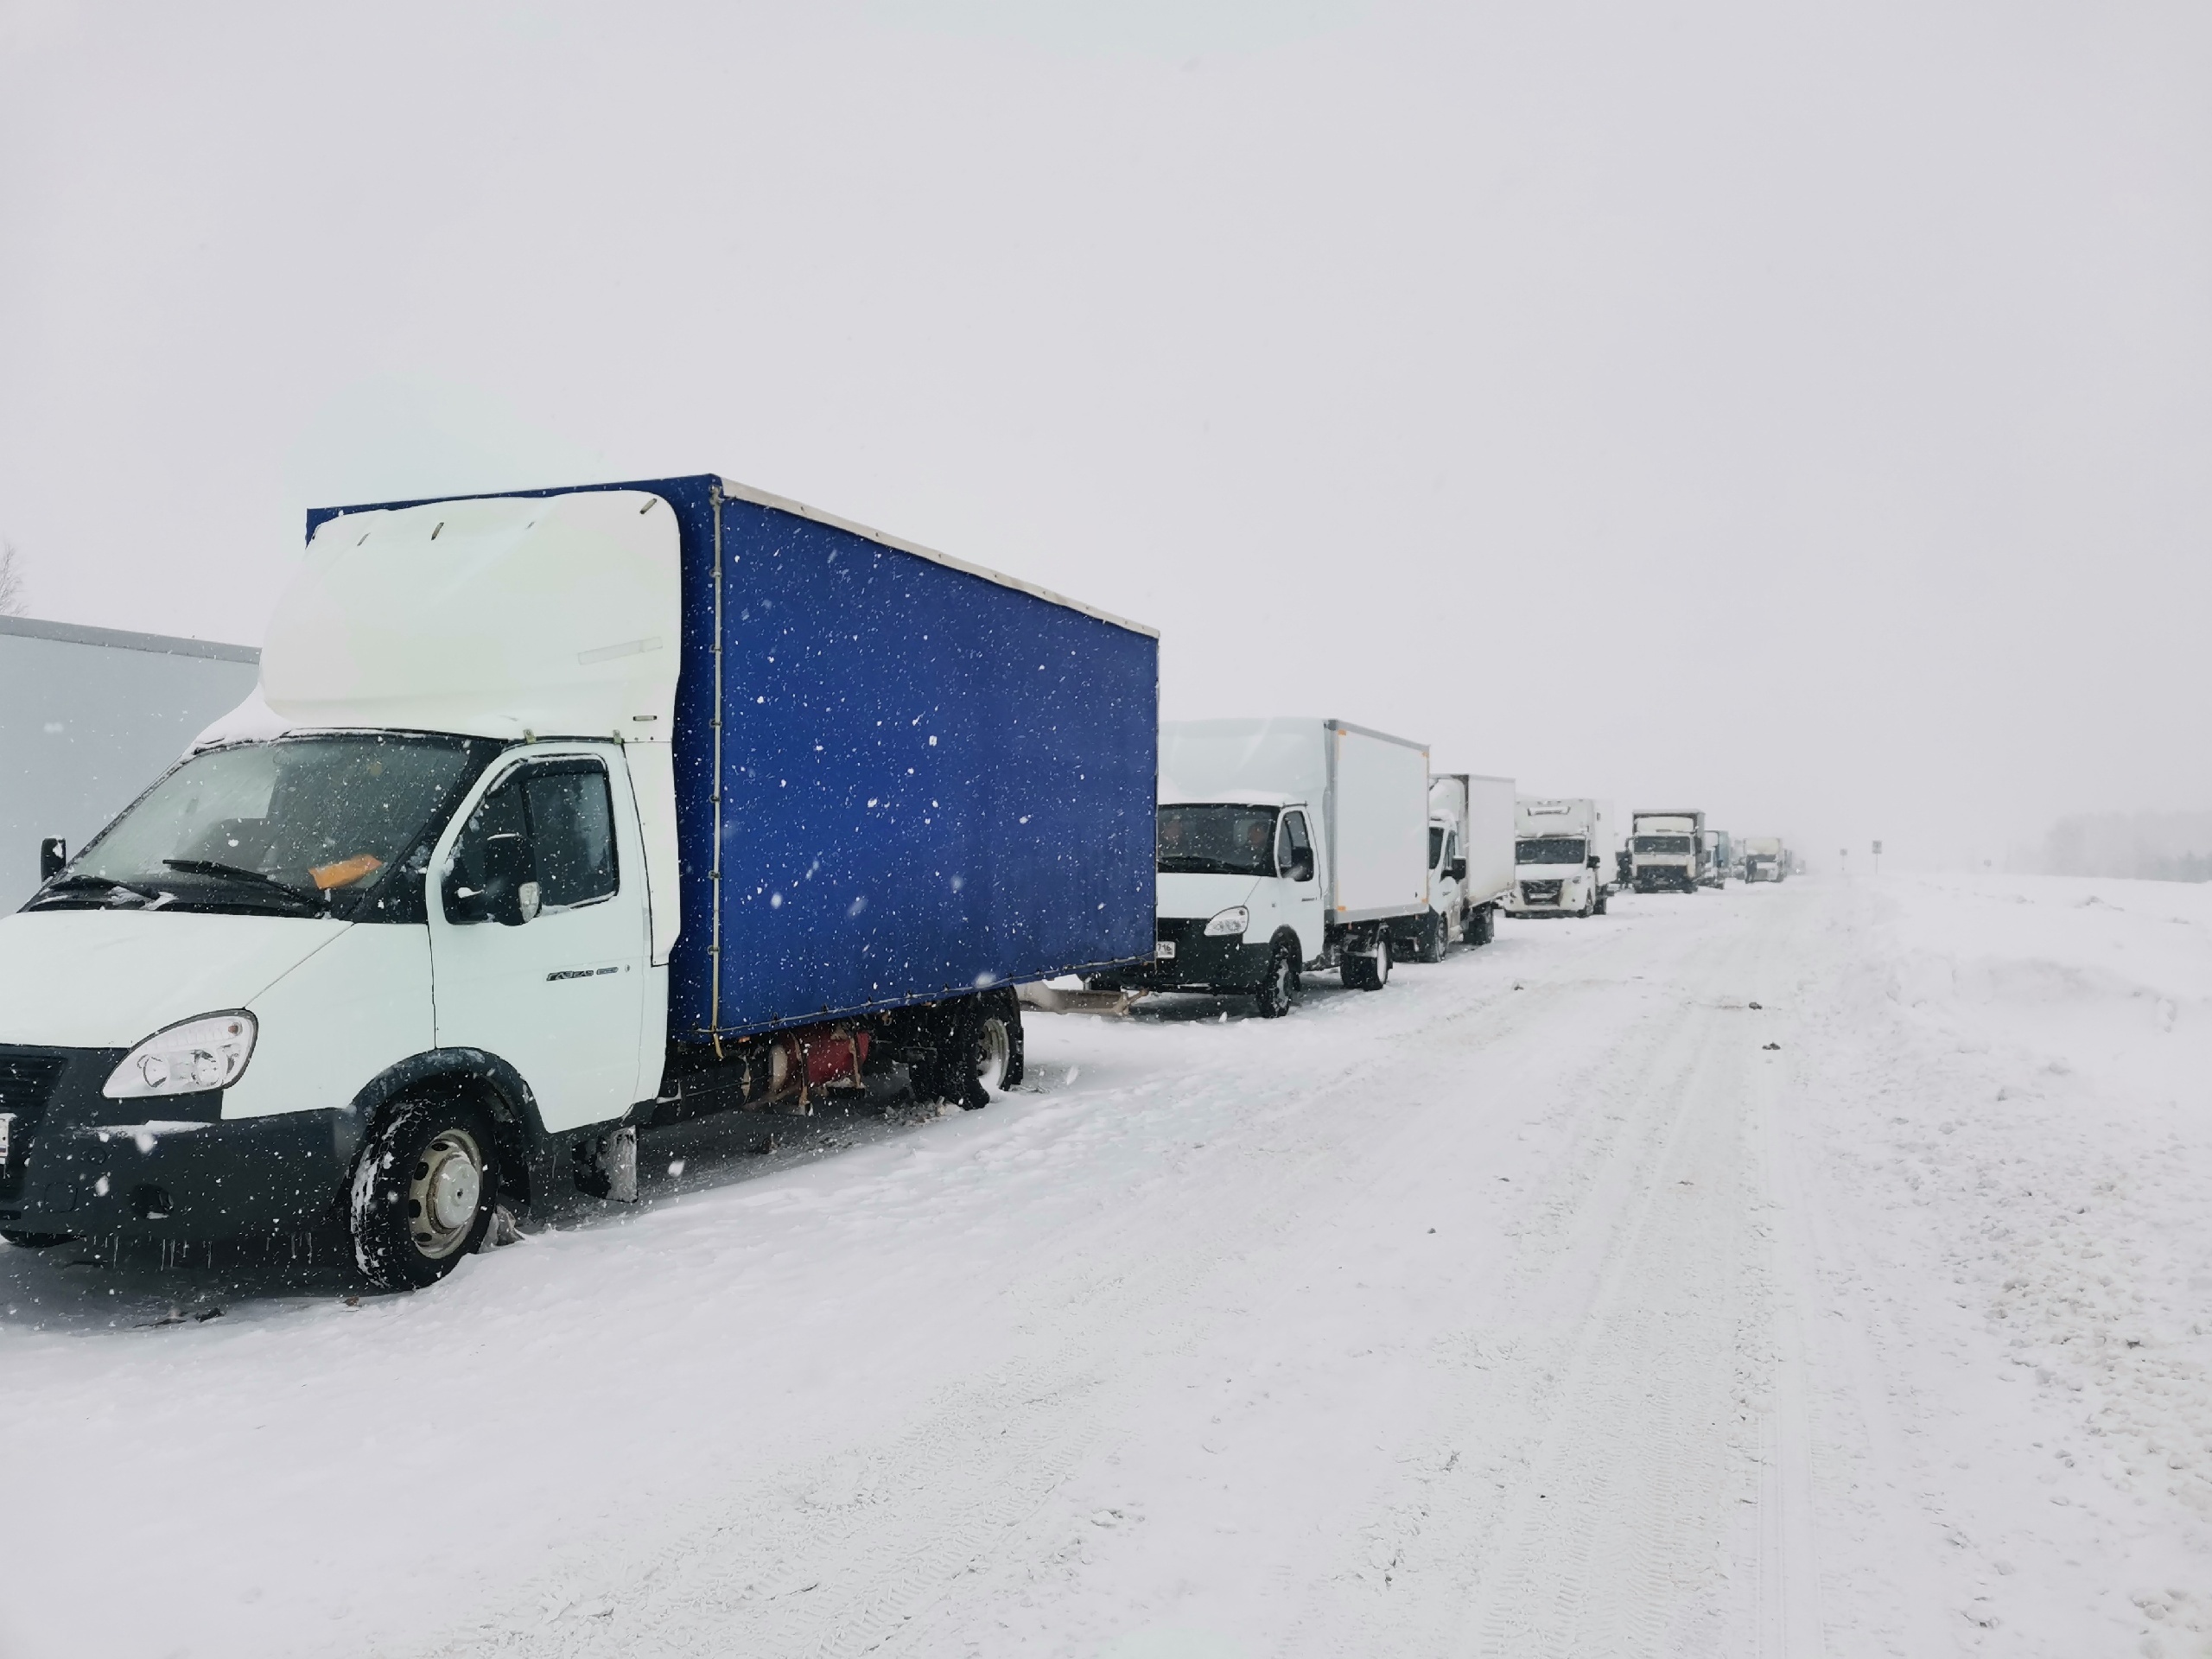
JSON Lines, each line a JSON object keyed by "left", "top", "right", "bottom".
{"left": 1419, "top": 773, "right": 1516, "bottom": 955}
{"left": 1700, "top": 830, "right": 1733, "bottom": 888}
{"left": 0, "top": 476, "right": 1159, "bottom": 1286}
{"left": 1106, "top": 718, "right": 1430, "bottom": 1014}
{"left": 1743, "top": 836, "right": 1787, "bottom": 881}
{"left": 1510, "top": 797, "right": 1614, "bottom": 918}
{"left": 1631, "top": 809, "right": 1707, "bottom": 893}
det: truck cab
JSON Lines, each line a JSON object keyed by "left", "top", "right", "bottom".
{"left": 1510, "top": 828, "right": 1605, "bottom": 917}
{"left": 1414, "top": 815, "right": 1466, "bottom": 960}
{"left": 1630, "top": 810, "right": 1705, "bottom": 893}
{"left": 1141, "top": 797, "right": 1324, "bottom": 1016}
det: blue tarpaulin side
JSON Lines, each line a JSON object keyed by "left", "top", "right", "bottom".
{"left": 308, "top": 474, "right": 1159, "bottom": 1039}
{"left": 675, "top": 493, "right": 1157, "bottom": 1035}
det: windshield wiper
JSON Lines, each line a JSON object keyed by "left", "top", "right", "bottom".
{"left": 31, "top": 874, "right": 168, "bottom": 906}
{"left": 161, "top": 859, "right": 323, "bottom": 906}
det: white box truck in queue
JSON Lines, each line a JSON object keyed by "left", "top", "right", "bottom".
{"left": 1509, "top": 797, "right": 1614, "bottom": 918}
{"left": 1743, "top": 836, "right": 1788, "bottom": 881}
{"left": 1095, "top": 718, "right": 1431, "bottom": 1014}
{"left": 0, "top": 477, "right": 1159, "bottom": 1288}
{"left": 1416, "top": 773, "right": 1516, "bottom": 955}
{"left": 1631, "top": 809, "right": 1707, "bottom": 893}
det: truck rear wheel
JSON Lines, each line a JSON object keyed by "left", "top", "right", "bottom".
{"left": 349, "top": 1097, "right": 500, "bottom": 1291}
{"left": 1465, "top": 905, "right": 1495, "bottom": 947}
{"left": 955, "top": 989, "right": 1023, "bottom": 1108}
{"left": 1342, "top": 934, "right": 1391, "bottom": 992}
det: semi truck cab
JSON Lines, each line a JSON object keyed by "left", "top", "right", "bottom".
{"left": 1510, "top": 830, "right": 1605, "bottom": 917}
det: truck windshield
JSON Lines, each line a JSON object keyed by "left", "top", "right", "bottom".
{"left": 32, "top": 734, "right": 490, "bottom": 919}
{"left": 1157, "top": 804, "right": 1281, "bottom": 877}
{"left": 1518, "top": 836, "right": 1585, "bottom": 865}
{"left": 1633, "top": 835, "right": 1694, "bottom": 855}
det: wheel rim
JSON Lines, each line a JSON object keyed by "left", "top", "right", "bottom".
{"left": 1271, "top": 954, "right": 1294, "bottom": 1008}
{"left": 408, "top": 1127, "right": 485, "bottom": 1261}
{"left": 976, "top": 1016, "right": 1011, "bottom": 1094}
{"left": 1376, "top": 938, "right": 1391, "bottom": 983}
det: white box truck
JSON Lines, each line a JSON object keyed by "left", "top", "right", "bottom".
{"left": 1631, "top": 809, "right": 1706, "bottom": 893}
{"left": 1743, "top": 836, "right": 1787, "bottom": 882}
{"left": 0, "top": 477, "right": 1160, "bottom": 1287}
{"left": 1509, "top": 797, "right": 1614, "bottom": 918}
{"left": 1412, "top": 772, "right": 1515, "bottom": 956}
{"left": 1097, "top": 717, "right": 1430, "bottom": 1014}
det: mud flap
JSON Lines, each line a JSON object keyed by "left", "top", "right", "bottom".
{"left": 576, "top": 1125, "right": 639, "bottom": 1202}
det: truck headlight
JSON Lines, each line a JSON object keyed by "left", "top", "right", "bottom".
{"left": 1204, "top": 906, "right": 1249, "bottom": 937}
{"left": 102, "top": 1013, "right": 257, "bottom": 1099}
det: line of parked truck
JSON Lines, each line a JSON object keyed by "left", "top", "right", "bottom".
{"left": 0, "top": 474, "right": 1796, "bottom": 1288}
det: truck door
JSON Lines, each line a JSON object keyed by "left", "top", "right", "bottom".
{"left": 1439, "top": 828, "right": 1463, "bottom": 918}
{"left": 1279, "top": 808, "right": 1323, "bottom": 961}
{"left": 429, "top": 751, "right": 651, "bottom": 1135}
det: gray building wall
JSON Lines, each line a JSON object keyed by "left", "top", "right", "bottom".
{"left": 1, "top": 616, "right": 259, "bottom": 909}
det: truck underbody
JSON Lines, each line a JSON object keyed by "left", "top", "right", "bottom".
{"left": 0, "top": 989, "right": 1027, "bottom": 1253}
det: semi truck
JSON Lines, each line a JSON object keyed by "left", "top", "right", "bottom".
{"left": 1743, "top": 836, "right": 1787, "bottom": 881}
{"left": 1098, "top": 718, "right": 1430, "bottom": 1014}
{"left": 0, "top": 475, "right": 1159, "bottom": 1287}
{"left": 1417, "top": 772, "right": 1516, "bottom": 956}
{"left": 1509, "top": 797, "right": 1614, "bottom": 918}
{"left": 1630, "top": 809, "right": 1707, "bottom": 893}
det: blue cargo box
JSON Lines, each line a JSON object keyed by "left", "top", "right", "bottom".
{"left": 308, "top": 474, "right": 1160, "bottom": 1039}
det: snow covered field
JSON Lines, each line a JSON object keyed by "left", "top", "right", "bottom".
{"left": 1, "top": 874, "right": 2204, "bottom": 1657}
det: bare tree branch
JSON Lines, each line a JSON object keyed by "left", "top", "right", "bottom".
{"left": 0, "top": 542, "right": 26, "bottom": 617}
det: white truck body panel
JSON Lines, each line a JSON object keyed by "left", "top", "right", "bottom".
{"left": 1332, "top": 725, "right": 1432, "bottom": 922}
{"left": 1459, "top": 775, "right": 1516, "bottom": 906}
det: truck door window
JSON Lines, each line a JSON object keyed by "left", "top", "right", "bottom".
{"left": 522, "top": 764, "right": 618, "bottom": 909}
{"left": 1281, "top": 811, "right": 1315, "bottom": 881}
{"left": 442, "top": 760, "right": 618, "bottom": 922}
{"left": 1428, "top": 827, "right": 1445, "bottom": 869}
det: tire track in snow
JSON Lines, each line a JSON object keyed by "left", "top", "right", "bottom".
{"left": 416, "top": 941, "right": 1622, "bottom": 1658}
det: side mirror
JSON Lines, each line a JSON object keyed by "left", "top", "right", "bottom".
{"left": 38, "top": 837, "right": 66, "bottom": 881}
{"left": 1288, "top": 853, "right": 1315, "bottom": 882}
{"left": 1588, "top": 855, "right": 1601, "bottom": 869}
{"left": 483, "top": 833, "right": 541, "bottom": 926}
{"left": 1446, "top": 857, "right": 1466, "bottom": 881}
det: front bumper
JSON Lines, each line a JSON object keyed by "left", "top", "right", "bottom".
{"left": 1092, "top": 918, "right": 1274, "bottom": 993}
{"left": 0, "top": 1043, "right": 355, "bottom": 1238}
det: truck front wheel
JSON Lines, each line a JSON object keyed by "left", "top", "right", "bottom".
{"left": 1255, "top": 939, "right": 1302, "bottom": 1018}
{"left": 350, "top": 1097, "right": 500, "bottom": 1290}
{"left": 1417, "top": 910, "right": 1450, "bottom": 963}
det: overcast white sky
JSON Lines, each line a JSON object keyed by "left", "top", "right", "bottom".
{"left": 3, "top": 0, "right": 2207, "bottom": 867}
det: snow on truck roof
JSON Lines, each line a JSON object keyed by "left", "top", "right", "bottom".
{"left": 711, "top": 476, "right": 1159, "bottom": 639}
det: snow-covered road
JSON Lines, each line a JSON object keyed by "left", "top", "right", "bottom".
{"left": 3, "top": 875, "right": 2205, "bottom": 1657}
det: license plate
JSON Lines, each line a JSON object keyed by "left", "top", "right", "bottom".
{"left": 1155, "top": 940, "right": 1176, "bottom": 960}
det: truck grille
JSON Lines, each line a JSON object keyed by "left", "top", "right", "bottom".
{"left": 1521, "top": 880, "right": 1563, "bottom": 904}
{"left": 0, "top": 1051, "right": 67, "bottom": 1118}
